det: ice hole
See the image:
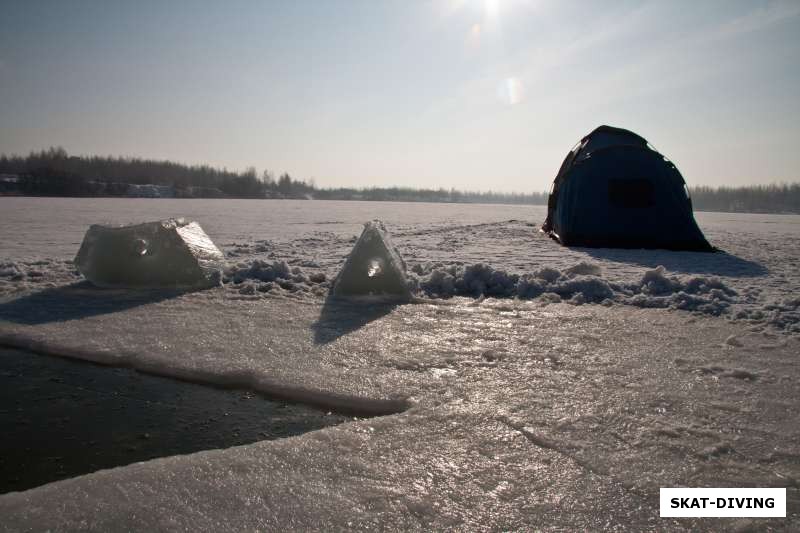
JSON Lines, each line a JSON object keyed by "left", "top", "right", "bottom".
{"left": 0, "top": 348, "right": 357, "bottom": 495}
{"left": 367, "top": 258, "right": 383, "bottom": 278}
{"left": 132, "top": 238, "right": 148, "bottom": 256}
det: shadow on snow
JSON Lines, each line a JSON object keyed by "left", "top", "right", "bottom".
{"left": 311, "top": 296, "right": 398, "bottom": 345}
{"left": 576, "top": 247, "right": 768, "bottom": 278}
{"left": 0, "top": 282, "right": 185, "bottom": 325}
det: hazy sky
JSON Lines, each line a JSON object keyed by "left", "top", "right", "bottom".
{"left": 1, "top": 0, "right": 799, "bottom": 192}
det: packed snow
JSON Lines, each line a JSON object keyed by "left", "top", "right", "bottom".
{"left": 0, "top": 198, "right": 798, "bottom": 530}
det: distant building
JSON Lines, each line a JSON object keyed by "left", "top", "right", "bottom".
{"left": 179, "top": 186, "right": 226, "bottom": 198}
{"left": 126, "top": 184, "right": 176, "bottom": 198}
{"left": 0, "top": 174, "right": 21, "bottom": 194}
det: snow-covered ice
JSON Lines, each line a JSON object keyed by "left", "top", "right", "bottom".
{"left": 0, "top": 198, "right": 798, "bottom": 530}
{"left": 74, "top": 218, "right": 223, "bottom": 289}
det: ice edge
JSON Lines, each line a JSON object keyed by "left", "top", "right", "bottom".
{"left": 0, "top": 333, "right": 410, "bottom": 417}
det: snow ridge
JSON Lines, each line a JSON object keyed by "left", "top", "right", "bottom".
{"left": 158, "top": 258, "right": 800, "bottom": 333}
{"left": 2, "top": 256, "right": 798, "bottom": 334}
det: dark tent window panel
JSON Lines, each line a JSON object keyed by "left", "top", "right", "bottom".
{"left": 608, "top": 179, "right": 656, "bottom": 208}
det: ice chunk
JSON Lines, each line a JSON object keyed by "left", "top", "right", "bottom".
{"left": 74, "top": 218, "right": 224, "bottom": 289}
{"left": 332, "top": 220, "right": 411, "bottom": 299}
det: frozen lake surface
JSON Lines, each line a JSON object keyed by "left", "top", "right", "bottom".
{"left": 0, "top": 197, "right": 536, "bottom": 259}
{"left": 2, "top": 197, "right": 799, "bottom": 333}
{"left": 0, "top": 197, "right": 798, "bottom": 530}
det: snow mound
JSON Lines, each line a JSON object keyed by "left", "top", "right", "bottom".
{"left": 623, "top": 266, "right": 737, "bottom": 316}
{"left": 223, "top": 260, "right": 315, "bottom": 294}
{"left": 332, "top": 220, "right": 411, "bottom": 299}
{"left": 420, "top": 264, "right": 518, "bottom": 298}
{"left": 414, "top": 262, "right": 741, "bottom": 315}
{"left": 0, "top": 262, "right": 24, "bottom": 281}
{"left": 74, "top": 219, "right": 223, "bottom": 289}
{"left": 563, "top": 261, "right": 602, "bottom": 277}
{"left": 417, "top": 261, "right": 613, "bottom": 304}
{"left": 756, "top": 297, "right": 800, "bottom": 333}
{"left": 226, "top": 259, "right": 296, "bottom": 283}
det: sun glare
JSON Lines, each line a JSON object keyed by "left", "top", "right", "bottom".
{"left": 497, "top": 77, "right": 524, "bottom": 105}
{"left": 485, "top": 0, "right": 500, "bottom": 18}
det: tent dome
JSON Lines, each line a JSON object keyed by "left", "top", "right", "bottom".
{"left": 542, "top": 126, "right": 713, "bottom": 251}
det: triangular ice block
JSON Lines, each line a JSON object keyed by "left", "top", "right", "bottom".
{"left": 332, "top": 220, "right": 411, "bottom": 299}
{"left": 75, "top": 218, "right": 224, "bottom": 289}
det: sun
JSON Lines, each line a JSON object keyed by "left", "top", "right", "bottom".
{"left": 485, "top": 0, "right": 500, "bottom": 18}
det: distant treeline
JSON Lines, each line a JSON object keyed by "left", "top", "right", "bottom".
{"left": 688, "top": 184, "right": 800, "bottom": 215}
{"left": 1, "top": 147, "right": 798, "bottom": 213}
{"left": 0, "top": 147, "right": 545, "bottom": 204}
{"left": 313, "top": 187, "right": 546, "bottom": 204}
{"left": 0, "top": 147, "right": 310, "bottom": 199}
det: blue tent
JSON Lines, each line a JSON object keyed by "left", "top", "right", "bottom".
{"left": 542, "top": 126, "right": 713, "bottom": 251}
